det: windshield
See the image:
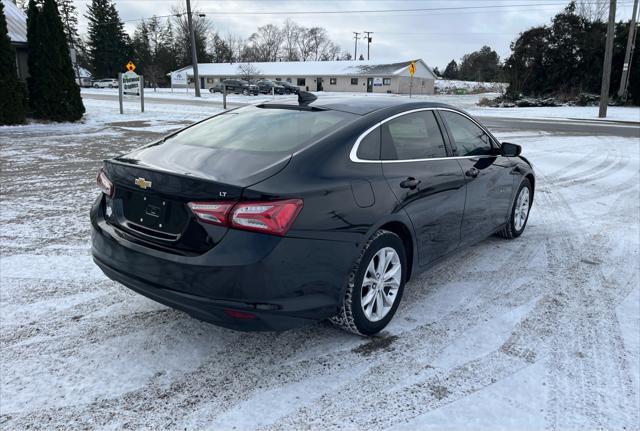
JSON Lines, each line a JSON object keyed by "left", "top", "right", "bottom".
{"left": 163, "top": 106, "right": 357, "bottom": 154}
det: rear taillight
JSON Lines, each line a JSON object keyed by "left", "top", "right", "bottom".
{"left": 187, "top": 202, "right": 235, "bottom": 225}
{"left": 230, "top": 200, "right": 303, "bottom": 235}
{"left": 97, "top": 168, "right": 114, "bottom": 197}
{"left": 188, "top": 199, "right": 303, "bottom": 236}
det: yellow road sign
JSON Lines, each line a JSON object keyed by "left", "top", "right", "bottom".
{"left": 126, "top": 61, "right": 136, "bottom": 72}
{"left": 409, "top": 61, "right": 416, "bottom": 77}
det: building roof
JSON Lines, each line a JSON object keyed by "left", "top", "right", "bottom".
{"left": 2, "top": 0, "right": 27, "bottom": 44}
{"left": 173, "top": 59, "right": 436, "bottom": 79}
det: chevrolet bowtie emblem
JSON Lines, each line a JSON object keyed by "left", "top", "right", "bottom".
{"left": 134, "top": 177, "right": 152, "bottom": 189}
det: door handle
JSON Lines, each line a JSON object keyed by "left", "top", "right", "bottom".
{"left": 465, "top": 168, "right": 479, "bottom": 178}
{"left": 400, "top": 177, "right": 421, "bottom": 189}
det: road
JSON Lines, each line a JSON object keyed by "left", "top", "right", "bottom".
{"left": 82, "top": 91, "right": 640, "bottom": 137}
{"left": 1, "top": 97, "right": 638, "bottom": 430}
{"left": 477, "top": 116, "right": 640, "bottom": 138}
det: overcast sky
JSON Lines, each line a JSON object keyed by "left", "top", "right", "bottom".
{"left": 74, "top": 0, "right": 638, "bottom": 69}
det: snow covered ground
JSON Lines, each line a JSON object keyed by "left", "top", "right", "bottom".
{"left": 82, "top": 87, "right": 640, "bottom": 123}
{"left": 1, "top": 97, "right": 639, "bottom": 430}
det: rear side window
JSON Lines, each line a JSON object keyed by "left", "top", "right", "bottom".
{"left": 381, "top": 111, "right": 446, "bottom": 160}
{"left": 356, "top": 127, "right": 380, "bottom": 160}
{"left": 164, "top": 106, "right": 357, "bottom": 153}
{"left": 440, "top": 111, "right": 493, "bottom": 156}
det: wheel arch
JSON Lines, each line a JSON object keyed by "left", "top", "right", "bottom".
{"left": 379, "top": 220, "right": 415, "bottom": 282}
{"left": 525, "top": 172, "right": 535, "bottom": 201}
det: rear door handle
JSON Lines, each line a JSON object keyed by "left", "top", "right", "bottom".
{"left": 400, "top": 177, "right": 421, "bottom": 189}
{"left": 465, "top": 168, "right": 479, "bottom": 178}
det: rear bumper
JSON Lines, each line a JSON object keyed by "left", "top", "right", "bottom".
{"left": 91, "top": 201, "right": 356, "bottom": 331}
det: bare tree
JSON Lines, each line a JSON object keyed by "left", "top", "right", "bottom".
{"left": 281, "top": 18, "right": 300, "bottom": 61}
{"left": 237, "top": 63, "right": 261, "bottom": 81}
{"left": 248, "top": 24, "right": 283, "bottom": 62}
{"left": 577, "top": 0, "right": 608, "bottom": 22}
{"left": 296, "top": 27, "right": 315, "bottom": 61}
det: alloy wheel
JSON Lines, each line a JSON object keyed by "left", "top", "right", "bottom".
{"left": 514, "top": 187, "right": 530, "bottom": 231}
{"left": 361, "top": 247, "right": 401, "bottom": 322}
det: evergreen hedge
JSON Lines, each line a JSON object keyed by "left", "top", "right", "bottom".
{"left": 27, "top": 0, "right": 84, "bottom": 122}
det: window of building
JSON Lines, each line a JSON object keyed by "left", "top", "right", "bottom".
{"left": 297, "top": 78, "right": 306, "bottom": 86}
{"left": 380, "top": 111, "right": 446, "bottom": 160}
{"left": 207, "top": 78, "right": 215, "bottom": 83}
{"left": 275, "top": 78, "right": 281, "bottom": 81}
{"left": 351, "top": 78, "right": 358, "bottom": 85}
{"left": 330, "top": 78, "right": 337, "bottom": 85}
{"left": 286, "top": 78, "right": 292, "bottom": 83}
{"left": 383, "top": 78, "right": 391, "bottom": 86}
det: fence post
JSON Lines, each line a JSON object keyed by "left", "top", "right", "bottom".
{"left": 223, "top": 85, "right": 227, "bottom": 110}
{"left": 118, "top": 72, "right": 123, "bottom": 114}
{"left": 140, "top": 75, "right": 145, "bottom": 113}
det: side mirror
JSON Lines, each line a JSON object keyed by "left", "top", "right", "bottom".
{"left": 501, "top": 142, "right": 522, "bottom": 157}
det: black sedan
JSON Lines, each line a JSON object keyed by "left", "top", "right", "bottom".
{"left": 209, "top": 79, "right": 259, "bottom": 95}
{"left": 276, "top": 81, "right": 300, "bottom": 95}
{"left": 91, "top": 93, "right": 534, "bottom": 335}
{"left": 256, "top": 80, "right": 286, "bottom": 95}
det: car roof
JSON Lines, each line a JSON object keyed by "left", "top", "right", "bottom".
{"left": 259, "top": 96, "right": 460, "bottom": 115}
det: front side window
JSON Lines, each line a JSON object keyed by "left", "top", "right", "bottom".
{"left": 440, "top": 111, "right": 493, "bottom": 156}
{"left": 351, "top": 78, "right": 358, "bottom": 85}
{"left": 380, "top": 111, "right": 446, "bottom": 160}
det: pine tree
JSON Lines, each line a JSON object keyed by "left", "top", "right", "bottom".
{"left": 27, "top": 0, "right": 85, "bottom": 121}
{"left": 442, "top": 60, "right": 459, "bottom": 80}
{"left": 85, "top": 0, "right": 129, "bottom": 77}
{"left": 0, "top": 1, "right": 27, "bottom": 124}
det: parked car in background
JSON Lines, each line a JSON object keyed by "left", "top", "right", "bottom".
{"left": 209, "top": 79, "right": 259, "bottom": 95}
{"left": 257, "top": 80, "right": 286, "bottom": 95}
{"left": 91, "top": 94, "right": 535, "bottom": 336}
{"left": 92, "top": 78, "right": 118, "bottom": 88}
{"left": 276, "top": 81, "right": 300, "bottom": 95}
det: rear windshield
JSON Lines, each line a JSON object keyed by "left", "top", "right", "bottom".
{"left": 164, "top": 106, "right": 357, "bottom": 153}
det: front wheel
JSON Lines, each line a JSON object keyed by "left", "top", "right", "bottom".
{"left": 331, "top": 230, "right": 406, "bottom": 335}
{"left": 242, "top": 89, "right": 249, "bottom": 96}
{"left": 498, "top": 178, "right": 532, "bottom": 239}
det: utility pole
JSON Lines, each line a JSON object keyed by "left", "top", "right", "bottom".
{"left": 364, "top": 31, "right": 373, "bottom": 60}
{"left": 599, "top": 0, "right": 617, "bottom": 118}
{"left": 186, "top": 0, "right": 201, "bottom": 97}
{"left": 353, "top": 32, "right": 360, "bottom": 60}
{"left": 618, "top": 0, "right": 638, "bottom": 101}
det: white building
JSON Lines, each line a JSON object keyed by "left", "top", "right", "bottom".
{"left": 3, "top": 0, "right": 28, "bottom": 81}
{"left": 169, "top": 59, "right": 437, "bottom": 95}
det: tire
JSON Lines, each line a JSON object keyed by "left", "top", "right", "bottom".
{"left": 93, "top": 84, "right": 99, "bottom": 88}
{"left": 242, "top": 89, "right": 249, "bottom": 96}
{"left": 331, "top": 230, "right": 406, "bottom": 336}
{"left": 497, "top": 178, "right": 532, "bottom": 239}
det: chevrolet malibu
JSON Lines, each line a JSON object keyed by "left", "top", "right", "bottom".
{"left": 91, "top": 94, "right": 534, "bottom": 335}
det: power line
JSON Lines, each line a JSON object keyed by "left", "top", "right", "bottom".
{"left": 195, "top": 2, "right": 631, "bottom": 15}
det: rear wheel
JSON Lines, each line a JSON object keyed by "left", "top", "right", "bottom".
{"left": 331, "top": 230, "right": 406, "bottom": 335}
{"left": 242, "top": 89, "right": 249, "bottom": 96}
{"left": 498, "top": 178, "right": 532, "bottom": 239}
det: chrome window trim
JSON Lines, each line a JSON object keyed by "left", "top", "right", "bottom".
{"left": 349, "top": 107, "right": 498, "bottom": 164}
